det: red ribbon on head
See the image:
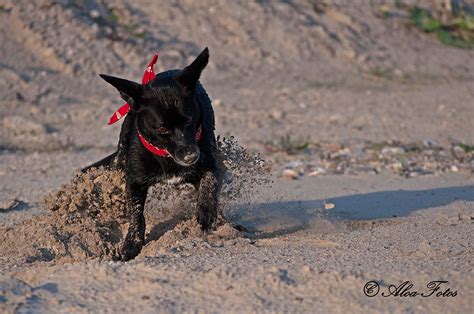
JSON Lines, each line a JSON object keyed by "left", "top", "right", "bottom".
{"left": 107, "top": 52, "right": 203, "bottom": 158}
{"left": 107, "top": 53, "right": 159, "bottom": 125}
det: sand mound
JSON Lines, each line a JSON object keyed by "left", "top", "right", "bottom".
{"left": 44, "top": 167, "right": 127, "bottom": 218}
{"left": 0, "top": 168, "right": 128, "bottom": 266}
{"left": 140, "top": 218, "right": 241, "bottom": 257}
{"left": 0, "top": 138, "right": 270, "bottom": 266}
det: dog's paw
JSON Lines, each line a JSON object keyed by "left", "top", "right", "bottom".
{"left": 120, "top": 235, "right": 143, "bottom": 261}
{"left": 197, "top": 210, "right": 216, "bottom": 232}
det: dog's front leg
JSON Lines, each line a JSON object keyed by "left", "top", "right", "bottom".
{"left": 196, "top": 171, "right": 219, "bottom": 231}
{"left": 121, "top": 181, "right": 147, "bottom": 261}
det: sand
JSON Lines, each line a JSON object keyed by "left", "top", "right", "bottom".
{"left": 0, "top": 137, "right": 269, "bottom": 266}
{"left": 1, "top": 0, "right": 473, "bottom": 312}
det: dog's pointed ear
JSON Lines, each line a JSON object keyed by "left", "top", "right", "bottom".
{"left": 175, "top": 47, "right": 209, "bottom": 94}
{"left": 99, "top": 74, "right": 143, "bottom": 105}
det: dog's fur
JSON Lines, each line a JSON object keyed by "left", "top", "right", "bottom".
{"left": 83, "top": 48, "right": 221, "bottom": 261}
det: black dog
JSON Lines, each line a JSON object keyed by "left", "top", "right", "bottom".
{"left": 83, "top": 48, "right": 221, "bottom": 261}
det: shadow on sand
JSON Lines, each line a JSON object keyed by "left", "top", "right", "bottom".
{"left": 228, "top": 185, "right": 474, "bottom": 238}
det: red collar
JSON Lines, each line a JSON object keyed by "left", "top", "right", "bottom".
{"left": 137, "top": 126, "right": 203, "bottom": 157}
{"left": 108, "top": 52, "right": 203, "bottom": 157}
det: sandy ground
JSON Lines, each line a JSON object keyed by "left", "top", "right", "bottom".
{"left": 1, "top": 174, "right": 473, "bottom": 312}
{"left": 1, "top": 0, "right": 473, "bottom": 312}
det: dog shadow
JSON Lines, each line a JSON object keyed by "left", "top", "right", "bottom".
{"left": 227, "top": 185, "right": 474, "bottom": 239}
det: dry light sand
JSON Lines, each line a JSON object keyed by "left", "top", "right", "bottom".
{"left": 0, "top": 0, "right": 473, "bottom": 313}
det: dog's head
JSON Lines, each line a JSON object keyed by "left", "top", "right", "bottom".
{"left": 100, "top": 48, "right": 209, "bottom": 166}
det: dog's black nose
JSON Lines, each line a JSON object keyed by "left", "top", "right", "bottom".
{"left": 183, "top": 152, "right": 199, "bottom": 164}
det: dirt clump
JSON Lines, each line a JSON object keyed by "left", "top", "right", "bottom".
{"left": 44, "top": 167, "right": 127, "bottom": 219}
{"left": 0, "top": 138, "right": 271, "bottom": 266}
{"left": 0, "top": 168, "right": 128, "bottom": 267}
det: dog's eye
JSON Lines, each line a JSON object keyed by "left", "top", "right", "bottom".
{"left": 157, "top": 126, "right": 169, "bottom": 134}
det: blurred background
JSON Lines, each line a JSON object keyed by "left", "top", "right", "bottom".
{"left": 0, "top": 0, "right": 473, "bottom": 193}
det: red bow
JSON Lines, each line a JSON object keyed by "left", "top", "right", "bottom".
{"left": 108, "top": 52, "right": 203, "bottom": 158}
{"left": 108, "top": 53, "right": 159, "bottom": 125}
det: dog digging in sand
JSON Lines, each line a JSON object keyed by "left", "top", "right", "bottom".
{"left": 82, "top": 48, "right": 222, "bottom": 261}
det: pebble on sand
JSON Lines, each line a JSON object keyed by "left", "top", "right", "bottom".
{"left": 282, "top": 169, "right": 299, "bottom": 180}
{"left": 89, "top": 10, "right": 100, "bottom": 18}
{"left": 213, "top": 99, "right": 223, "bottom": 107}
{"left": 324, "top": 203, "right": 335, "bottom": 210}
{"left": 270, "top": 110, "right": 285, "bottom": 120}
{"left": 381, "top": 146, "right": 405, "bottom": 155}
{"left": 308, "top": 167, "right": 327, "bottom": 176}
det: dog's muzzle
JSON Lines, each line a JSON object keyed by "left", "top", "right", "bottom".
{"left": 172, "top": 147, "right": 201, "bottom": 166}
{"left": 183, "top": 152, "right": 200, "bottom": 165}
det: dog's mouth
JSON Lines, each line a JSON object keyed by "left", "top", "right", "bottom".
{"left": 171, "top": 149, "right": 201, "bottom": 167}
